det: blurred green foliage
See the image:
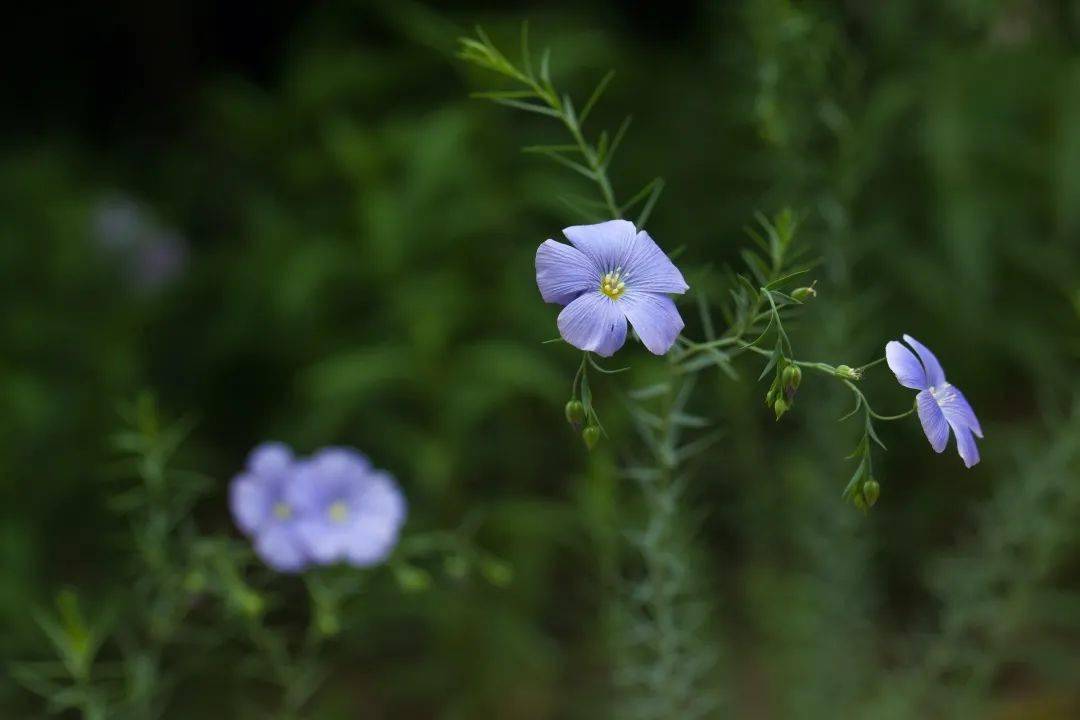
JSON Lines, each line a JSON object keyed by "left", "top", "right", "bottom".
{"left": 2, "top": 1, "right": 1079, "bottom": 718}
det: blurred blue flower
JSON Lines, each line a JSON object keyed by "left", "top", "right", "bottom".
{"left": 229, "top": 442, "right": 310, "bottom": 573}
{"left": 92, "top": 195, "right": 187, "bottom": 292}
{"left": 287, "top": 448, "right": 407, "bottom": 568}
{"left": 886, "top": 334, "right": 983, "bottom": 468}
{"left": 535, "top": 220, "right": 688, "bottom": 356}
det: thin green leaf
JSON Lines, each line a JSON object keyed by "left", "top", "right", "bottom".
{"left": 486, "top": 97, "right": 561, "bottom": 118}
{"left": 531, "top": 149, "right": 596, "bottom": 179}
{"left": 540, "top": 47, "right": 553, "bottom": 90}
{"left": 757, "top": 339, "right": 782, "bottom": 381}
{"left": 520, "top": 21, "right": 533, "bottom": 79}
{"left": 471, "top": 90, "right": 540, "bottom": 100}
{"left": 636, "top": 177, "right": 665, "bottom": 229}
{"left": 580, "top": 70, "right": 615, "bottom": 125}
{"left": 603, "top": 115, "right": 633, "bottom": 169}
{"left": 522, "top": 143, "right": 582, "bottom": 154}
{"left": 763, "top": 266, "right": 813, "bottom": 290}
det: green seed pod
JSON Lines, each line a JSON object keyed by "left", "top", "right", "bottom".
{"left": 852, "top": 492, "right": 868, "bottom": 513}
{"left": 790, "top": 365, "right": 802, "bottom": 389}
{"left": 565, "top": 400, "right": 585, "bottom": 426}
{"left": 582, "top": 425, "right": 601, "bottom": 450}
{"left": 773, "top": 397, "right": 788, "bottom": 420}
{"left": 863, "top": 478, "right": 880, "bottom": 507}
{"left": 791, "top": 285, "right": 817, "bottom": 302}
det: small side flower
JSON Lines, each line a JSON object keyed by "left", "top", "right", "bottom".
{"left": 885, "top": 334, "right": 983, "bottom": 468}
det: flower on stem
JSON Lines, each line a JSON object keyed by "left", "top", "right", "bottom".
{"left": 230, "top": 445, "right": 408, "bottom": 572}
{"left": 886, "top": 334, "right": 983, "bottom": 468}
{"left": 536, "top": 220, "right": 688, "bottom": 357}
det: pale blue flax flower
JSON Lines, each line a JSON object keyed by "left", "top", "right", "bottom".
{"left": 886, "top": 334, "right": 983, "bottom": 468}
{"left": 229, "top": 442, "right": 311, "bottom": 573}
{"left": 287, "top": 448, "right": 407, "bottom": 568}
{"left": 535, "top": 220, "right": 689, "bottom": 357}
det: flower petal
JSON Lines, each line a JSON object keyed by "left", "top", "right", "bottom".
{"left": 557, "top": 292, "right": 627, "bottom": 357}
{"left": 247, "top": 442, "right": 293, "bottom": 477}
{"left": 294, "top": 520, "right": 351, "bottom": 564}
{"left": 254, "top": 524, "right": 309, "bottom": 573}
{"left": 621, "top": 230, "right": 689, "bottom": 294}
{"left": 562, "top": 220, "right": 636, "bottom": 271}
{"left": 935, "top": 384, "right": 983, "bottom": 439}
{"left": 308, "top": 447, "right": 372, "bottom": 477}
{"left": 229, "top": 474, "right": 273, "bottom": 535}
{"left": 621, "top": 291, "right": 684, "bottom": 355}
{"left": 886, "top": 341, "right": 928, "bottom": 390}
{"left": 535, "top": 239, "right": 598, "bottom": 305}
{"left": 903, "top": 334, "right": 946, "bottom": 388}
{"left": 345, "top": 532, "right": 399, "bottom": 567}
{"left": 952, "top": 424, "right": 981, "bottom": 468}
{"left": 916, "top": 389, "right": 950, "bottom": 453}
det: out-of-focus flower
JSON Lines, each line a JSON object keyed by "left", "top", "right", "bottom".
{"left": 886, "top": 334, "right": 983, "bottom": 468}
{"left": 229, "top": 443, "right": 310, "bottom": 573}
{"left": 92, "top": 195, "right": 188, "bottom": 292}
{"left": 287, "top": 448, "right": 407, "bottom": 568}
{"left": 535, "top": 220, "right": 688, "bottom": 357}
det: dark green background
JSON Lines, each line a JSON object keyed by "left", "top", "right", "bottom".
{"left": 2, "top": 1, "right": 1079, "bottom": 717}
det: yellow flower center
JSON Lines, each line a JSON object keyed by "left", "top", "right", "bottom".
{"left": 273, "top": 502, "right": 292, "bottom": 520}
{"left": 599, "top": 269, "right": 626, "bottom": 299}
{"left": 328, "top": 500, "right": 349, "bottom": 524}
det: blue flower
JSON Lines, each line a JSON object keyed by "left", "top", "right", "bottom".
{"left": 287, "top": 448, "right": 407, "bottom": 568}
{"left": 886, "top": 334, "right": 983, "bottom": 468}
{"left": 229, "top": 443, "right": 310, "bottom": 573}
{"left": 535, "top": 220, "right": 688, "bottom": 357}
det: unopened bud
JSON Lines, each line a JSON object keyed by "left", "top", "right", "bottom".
{"left": 565, "top": 400, "right": 585, "bottom": 426}
{"left": 862, "top": 478, "right": 880, "bottom": 507}
{"left": 394, "top": 563, "right": 432, "bottom": 593}
{"left": 834, "top": 364, "right": 862, "bottom": 381}
{"left": 782, "top": 365, "right": 802, "bottom": 391}
{"left": 443, "top": 554, "right": 469, "bottom": 580}
{"left": 582, "top": 425, "right": 601, "bottom": 450}
{"left": 791, "top": 285, "right": 817, "bottom": 302}
{"left": 773, "top": 397, "right": 788, "bottom": 420}
{"left": 480, "top": 559, "right": 514, "bottom": 587}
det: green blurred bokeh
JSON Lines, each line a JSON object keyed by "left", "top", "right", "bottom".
{"left": 2, "top": 1, "right": 1079, "bottom": 717}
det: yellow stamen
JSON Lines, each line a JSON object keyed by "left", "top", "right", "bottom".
{"left": 328, "top": 501, "right": 349, "bottom": 523}
{"left": 273, "top": 502, "right": 292, "bottom": 520}
{"left": 600, "top": 269, "right": 627, "bottom": 299}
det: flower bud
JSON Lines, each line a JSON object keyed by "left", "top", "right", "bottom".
{"left": 782, "top": 364, "right": 802, "bottom": 391}
{"left": 852, "top": 492, "right": 868, "bottom": 513}
{"left": 834, "top": 364, "right": 862, "bottom": 381}
{"left": 582, "top": 425, "right": 601, "bottom": 450}
{"left": 393, "top": 563, "right": 432, "bottom": 593}
{"left": 765, "top": 385, "right": 778, "bottom": 406}
{"left": 791, "top": 285, "right": 817, "bottom": 302}
{"left": 773, "top": 397, "right": 788, "bottom": 420}
{"left": 443, "top": 554, "right": 469, "bottom": 580}
{"left": 862, "top": 478, "right": 880, "bottom": 507}
{"left": 480, "top": 559, "right": 514, "bottom": 587}
{"left": 565, "top": 400, "right": 585, "bottom": 426}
